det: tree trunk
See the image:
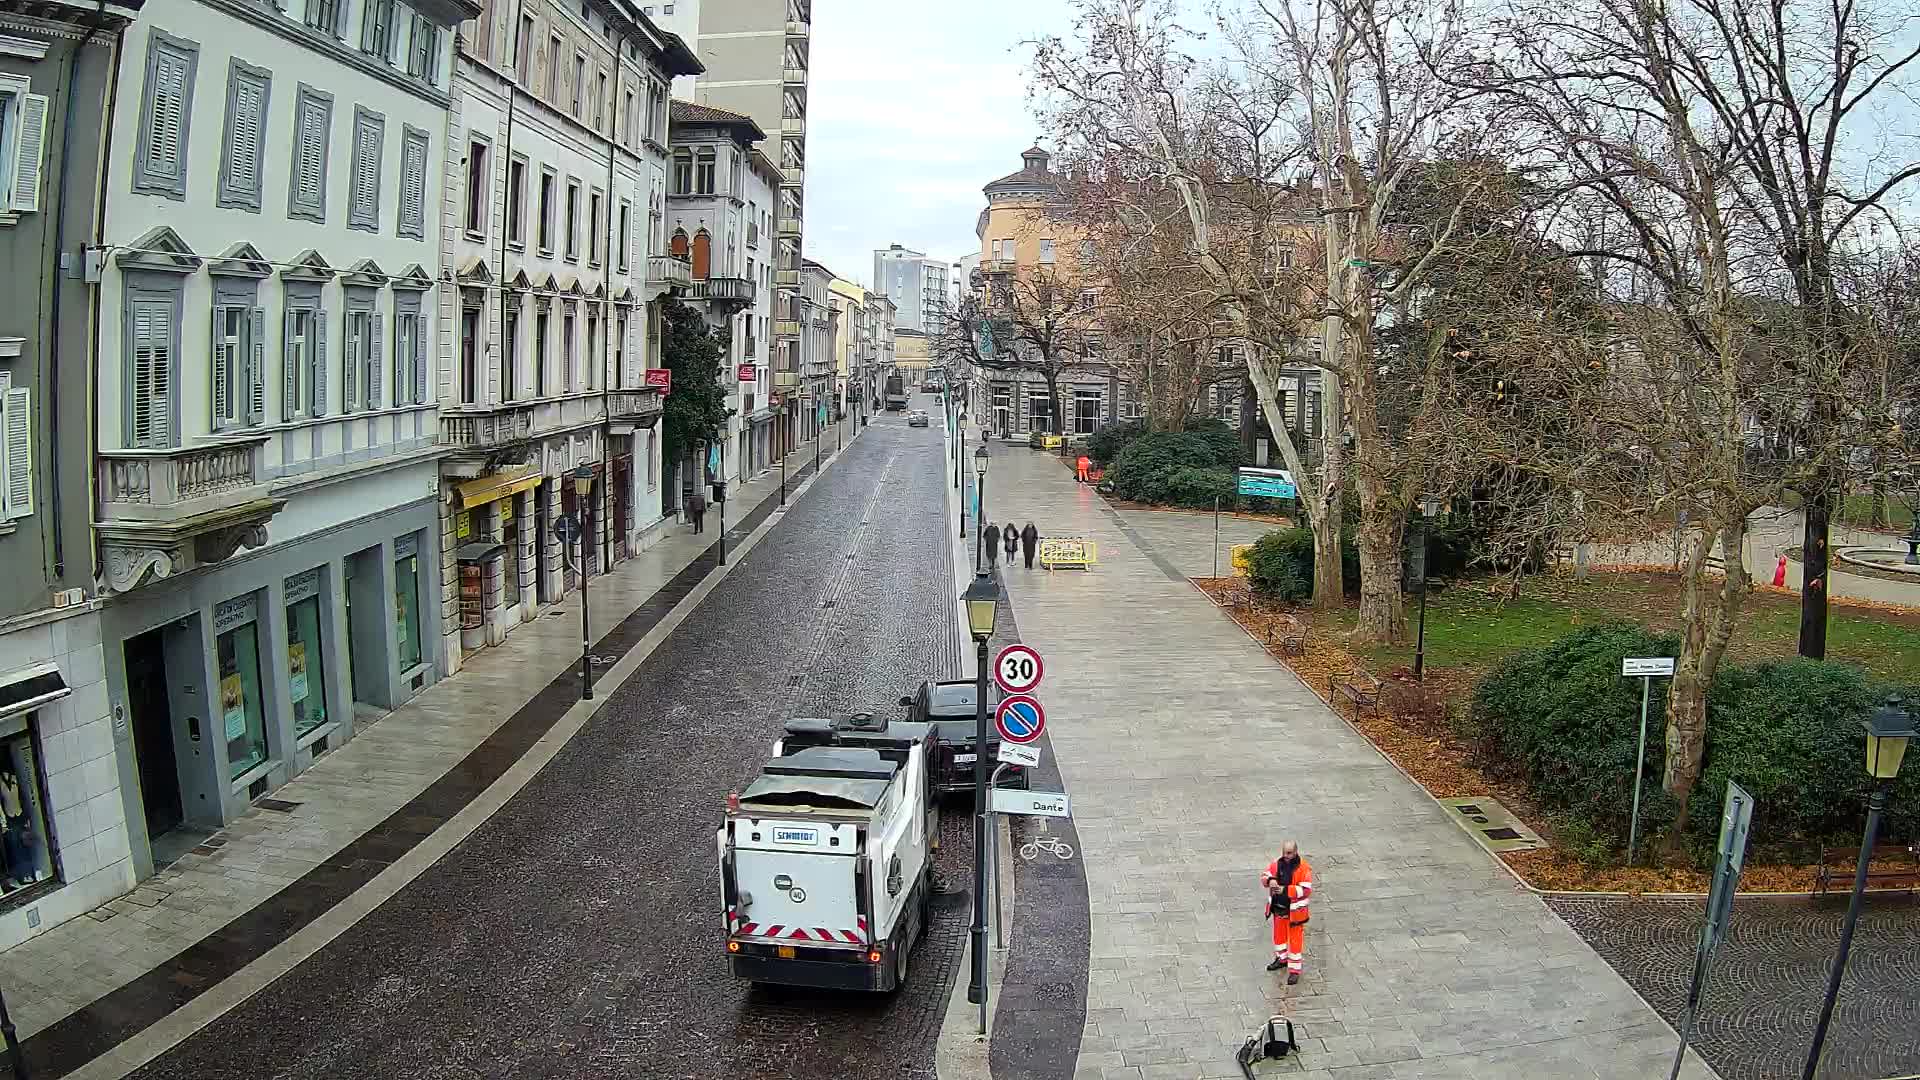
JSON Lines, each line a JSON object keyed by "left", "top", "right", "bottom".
{"left": 1311, "top": 509, "right": 1343, "bottom": 611}
{"left": 1353, "top": 490, "right": 1408, "bottom": 644}
{"left": 1797, "top": 478, "right": 1830, "bottom": 659}
{"left": 1659, "top": 519, "right": 1749, "bottom": 853}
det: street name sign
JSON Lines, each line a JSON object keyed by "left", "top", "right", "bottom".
{"left": 1237, "top": 467, "right": 1298, "bottom": 499}
{"left": 995, "top": 694, "right": 1046, "bottom": 744}
{"left": 990, "top": 789, "right": 1071, "bottom": 818}
{"left": 993, "top": 644, "right": 1044, "bottom": 694}
{"left": 1623, "top": 657, "right": 1677, "bottom": 677}
{"left": 997, "top": 742, "right": 1041, "bottom": 768}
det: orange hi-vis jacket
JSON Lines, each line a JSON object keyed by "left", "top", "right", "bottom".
{"left": 1262, "top": 856, "right": 1314, "bottom": 926}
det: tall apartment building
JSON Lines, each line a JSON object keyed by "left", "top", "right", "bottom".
{"left": 873, "top": 243, "right": 949, "bottom": 335}
{"left": 0, "top": 0, "right": 140, "bottom": 948}
{"left": 435, "top": 0, "right": 698, "bottom": 669}
{"left": 88, "top": 0, "right": 474, "bottom": 894}
{"left": 642, "top": 0, "right": 809, "bottom": 449}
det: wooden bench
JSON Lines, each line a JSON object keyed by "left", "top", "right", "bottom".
{"left": 1217, "top": 579, "right": 1255, "bottom": 611}
{"left": 1812, "top": 843, "right": 1920, "bottom": 898}
{"left": 1265, "top": 614, "right": 1307, "bottom": 656}
{"left": 1328, "top": 665, "right": 1382, "bottom": 716}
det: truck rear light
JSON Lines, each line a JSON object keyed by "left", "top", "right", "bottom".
{"left": 727, "top": 940, "right": 741, "bottom": 953}
{"left": 726, "top": 791, "right": 740, "bottom": 813}
{"left": 866, "top": 949, "right": 883, "bottom": 964}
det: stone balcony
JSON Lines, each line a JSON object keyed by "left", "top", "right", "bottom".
{"left": 645, "top": 254, "right": 693, "bottom": 301}
{"left": 693, "top": 276, "right": 756, "bottom": 308}
{"left": 96, "top": 436, "right": 285, "bottom": 593}
{"left": 774, "top": 371, "right": 801, "bottom": 390}
{"left": 441, "top": 403, "right": 539, "bottom": 451}
{"left": 607, "top": 389, "right": 665, "bottom": 430}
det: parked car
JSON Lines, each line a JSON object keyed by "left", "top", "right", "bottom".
{"left": 922, "top": 381, "right": 940, "bottom": 393}
{"left": 899, "top": 679, "right": 1028, "bottom": 794}
{"left": 907, "top": 411, "right": 930, "bottom": 428}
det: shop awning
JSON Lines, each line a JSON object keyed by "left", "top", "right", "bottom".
{"left": 0, "top": 661, "right": 69, "bottom": 723}
{"left": 456, "top": 467, "right": 542, "bottom": 509}
{"left": 455, "top": 541, "right": 507, "bottom": 562}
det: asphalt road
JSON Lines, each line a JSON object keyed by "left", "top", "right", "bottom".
{"left": 129, "top": 407, "right": 975, "bottom": 1080}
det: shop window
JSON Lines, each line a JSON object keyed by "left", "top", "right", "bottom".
{"left": 216, "top": 614, "right": 268, "bottom": 780}
{"left": 1, "top": 718, "right": 54, "bottom": 894}
{"left": 395, "top": 538, "right": 423, "bottom": 671}
{"left": 286, "top": 570, "right": 329, "bottom": 738}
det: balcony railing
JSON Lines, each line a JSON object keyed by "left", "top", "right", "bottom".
{"left": 776, "top": 268, "right": 800, "bottom": 287}
{"left": 774, "top": 371, "right": 801, "bottom": 390}
{"left": 777, "top": 215, "right": 802, "bottom": 238}
{"left": 441, "top": 403, "right": 538, "bottom": 450}
{"left": 781, "top": 116, "right": 806, "bottom": 137}
{"left": 775, "top": 319, "right": 802, "bottom": 338}
{"left": 647, "top": 254, "right": 693, "bottom": 290}
{"left": 607, "top": 390, "right": 665, "bottom": 424}
{"left": 694, "top": 276, "right": 756, "bottom": 305}
{"left": 783, "top": 65, "right": 807, "bottom": 85}
{"left": 99, "top": 438, "right": 274, "bottom": 522}
{"left": 785, "top": 19, "right": 809, "bottom": 38}
{"left": 782, "top": 164, "right": 804, "bottom": 188}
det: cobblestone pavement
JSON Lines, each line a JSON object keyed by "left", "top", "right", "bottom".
{"left": 1548, "top": 893, "right": 1920, "bottom": 1080}
{"left": 126, "top": 407, "right": 977, "bottom": 1080}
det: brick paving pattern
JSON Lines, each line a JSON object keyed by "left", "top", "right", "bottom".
{"left": 1549, "top": 894, "right": 1920, "bottom": 1080}
{"left": 124, "top": 411, "right": 976, "bottom": 1080}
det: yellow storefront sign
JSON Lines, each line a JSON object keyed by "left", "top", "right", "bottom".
{"left": 455, "top": 467, "right": 543, "bottom": 510}
{"left": 1038, "top": 537, "right": 1096, "bottom": 571}
{"left": 1230, "top": 544, "right": 1255, "bottom": 576}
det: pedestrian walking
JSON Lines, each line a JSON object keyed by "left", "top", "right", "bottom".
{"left": 687, "top": 492, "right": 706, "bottom": 535}
{"left": 1004, "top": 523, "right": 1019, "bottom": 564}
{"left": 1020, "top": 522, "right": 1039, "bottom": 569}
{"left": 984, "top": 523, "right": 1002, "bottom": 569}
{"left": 1261, "top": 841, "right": 1314, "bottom": 985}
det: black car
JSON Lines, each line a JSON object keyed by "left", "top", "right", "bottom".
{"left": 900, "top": 679, "right": 1029, "bottom": 794}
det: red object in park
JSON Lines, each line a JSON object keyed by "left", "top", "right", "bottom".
{"left": 645, "top": 369, "right": 672, "bottom": 392}
{"left": 1773, "top": 554, "right": 1788, "bottom": 588}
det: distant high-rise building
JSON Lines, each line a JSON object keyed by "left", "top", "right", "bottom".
{"left": 653, "top": 0, "right": 810, "bottom": 427}
{"left": 873, "top": 244, "right": 951, "bottom": 335}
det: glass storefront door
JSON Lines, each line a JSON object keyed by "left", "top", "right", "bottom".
{"left": 215, "top": 609, "right": 268, "bottom": 780}
{"left": 394, "top": 536, "right": 423, "bottom": 672}
{"left": 286, "top": 570, "right": 328, "bottom": 737}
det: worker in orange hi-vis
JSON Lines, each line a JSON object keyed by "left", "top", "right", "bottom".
{"left": 1075, "top": 454, "right": 1091, "bottom": 483}
{"left": 1261, "top": 841, "right": 1313, "bottom": 985}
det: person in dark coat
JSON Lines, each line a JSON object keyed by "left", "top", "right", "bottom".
{"left": 983, "top": 523, "right": 1002, "bottom": 569}
{"left": 1004, "top": 522, "right": 1019, "bottom": 564}
{"left": 687, "top": 492, "right": 706, "bottom": 534}
{"left": 1021, "top": 523, "right": 1040, "bottom": 568}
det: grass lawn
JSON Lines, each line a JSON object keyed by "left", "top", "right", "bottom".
{"left": 1323, "top": 571, "right": 1920, "bottom": 685}
{"left": 1780, "top": 490, "right": 1916, "bottom": 531}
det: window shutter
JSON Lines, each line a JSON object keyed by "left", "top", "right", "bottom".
{"left": 11, "top": 94, "right": 49, "bottom": 213}
{"left": 413, "top": 315, "right": 427, "bottom": 404}
{"left": 249, "top": 306, "right": 267, "bottom": 423}
{"left": 211, "top": 306, "right": 231, "bottom": 425}
{"left": 370, "top": 312, "right": 384, "bottom": 409}
{"left": 402, "top": 136, "right": 426, "bottom": 233}
{"left": 353, "top": 122, "right": 375, "bottom": 220}
{"left": 283, "top": 309, "right": 300, "bottom": 419}
{"left": 152, "top": 52, "right": 187, "bottom": 182}
{"left": 4, "top": 385, "right": 31, "bottom": 519}
{"left": 343, "top": 312, "right": 359, "bottom": 410}
{"left": 312, "top": 309, "right": 328, "bottom": 416}
{"left": 129, "top": 300, "right": 173, "bottom": 447}
{"left": 296, "top": 97, "right": 325, "bottom": 210}
{"left": 232, "top": 78, "right": 263, "bottom": 194}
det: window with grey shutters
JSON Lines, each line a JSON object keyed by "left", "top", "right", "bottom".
{"left": 125, "top": 283, "right": 182, "bottom": 447}
{"left": 342, "top": 291, "right": 380, "bottom": 411}
{"left": 216, "top": 60, "right": 270, "bottom": 212}
{"left": 393, "top": 292, "right": 426, "bottom": 405}
{"left": 0, "top": 370, "right": 33, "bottom": 522}
{"left": 133, "top": 31, "right": 198, "bottom": 199}
{"left": 399, "top": 125, "right": 428, "bottom": 239}
{"left": 282, "top": 284, "right": 326, "bottom": 419}
{"left": 348, "top": 107, "right": 384, "bottom": 233}
{"left": 361, "top": 0, "right": 395, "bottom": 61}
{"left": 289, "top": 85, "right": 331, "bottom": 222}
{"left": 211, "top": 281, "right": 265, "bottom": 430}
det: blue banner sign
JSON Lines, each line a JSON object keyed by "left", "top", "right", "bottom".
{"left": 1237, "top": 467, "right": 1297, "bottom": 499}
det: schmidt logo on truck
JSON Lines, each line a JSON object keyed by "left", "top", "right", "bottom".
{"left": 772, "top": 827, "right": 819, "bottom": 846}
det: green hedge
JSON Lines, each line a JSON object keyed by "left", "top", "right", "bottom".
{"left": 1088, "top": 421, "right": 1145, "bottom": 467}
{"left": 1246, "top": 525, "right": 1360, "bottom": 599}
{"left": 1470, "top": 626, "right": 1920, "bottom": 860}
{"left": 1108, "top": 427, "right": 1242, "bottom": 508}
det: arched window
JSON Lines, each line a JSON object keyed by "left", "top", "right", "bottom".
{"left": 669, "top": 229, "right": 689, "bottom": 259}
{"left": 691, "top": 229, "right": 711, "bottom": 280}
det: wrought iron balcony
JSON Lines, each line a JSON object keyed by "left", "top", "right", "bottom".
{"left": 96, "top": 437, "right": 284, "bottom": 593}
{"left": 694, "top": 276, "right": 756, "bottom": 307}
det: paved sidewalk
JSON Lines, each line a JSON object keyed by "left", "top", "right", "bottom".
{"left": 979, "top": 430, "right": 1717, "bottom": 1080}
{"left": 0, "top": 419, "right": 853, "bottom": 1046}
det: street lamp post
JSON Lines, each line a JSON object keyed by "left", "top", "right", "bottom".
{"left": 1802, "top": 697, "right": 1916, "bottom": 1079}
{"left": 973, "top": 444, "right": 990, "bottom": 573}
{"left": 1414, "top": 496, "right": 1443, "bottom": 681}
{"left": 962, "top": 571, "right": 1001, "bottom": 1032}
{"left": 572, "top": 464, "right": 595, "bottom": 701}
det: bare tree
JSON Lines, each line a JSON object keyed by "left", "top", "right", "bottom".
{"left": 934, "top": 267, "right": 1103, "bottom": 435}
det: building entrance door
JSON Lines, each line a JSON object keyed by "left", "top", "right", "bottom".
{"left": 125, "top": 628, "right": 182, "bottom": 844}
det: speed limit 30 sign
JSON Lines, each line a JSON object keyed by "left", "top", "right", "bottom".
{"left": 993, "top": 644, "right": 1044, "bottom": 694}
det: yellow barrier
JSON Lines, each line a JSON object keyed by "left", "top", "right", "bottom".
{"left": 1230, "top": 543, "right": 1255, "bottom": 576}
{"left": 1038, "top": 537, "right": 1096, "bottom": 570}
{"left": 1040, "top": 434, "right": 1064, "bottom": 450}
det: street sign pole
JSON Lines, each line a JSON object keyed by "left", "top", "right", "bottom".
{"left": 1670, "top": 781, "right": 1753, "bottom": 1080}
{"left": 1214, "top": 496, "right": 1221, "bottom": 579}
{"left": 1623, "top": 657, "right": 1676, "bottom": 865}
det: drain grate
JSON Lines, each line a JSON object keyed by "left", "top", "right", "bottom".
{"left": 1437, "top": 796, "right": 1546, "bottom": 853}
{"left": 255, "top": 798, "right": 301, "bottom": 813}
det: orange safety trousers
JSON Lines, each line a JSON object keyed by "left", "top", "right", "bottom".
{"left": 1271, "top": 918, "right": 1306, "bottom": 974}
{"left": 1263, "top": 856, "right": 1313, "bottom": 975}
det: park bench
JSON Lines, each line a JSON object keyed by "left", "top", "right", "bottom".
{"left": 1217, "top": 579, "right": 1255, "bottom": 611}
{"left": 1265, "top": 614, "right": 1307, "bottom": 656}
{"left": 1811, "top": 843, "right": 1920, "bottom": 898}
{"left": 1328, "top": 664, "right": 1382, "bottom": 716}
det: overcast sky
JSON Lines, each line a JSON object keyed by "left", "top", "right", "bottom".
{"left": 801, "top": 0, "right": 1074, "bottom": 290}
